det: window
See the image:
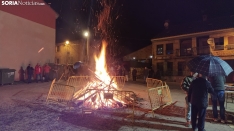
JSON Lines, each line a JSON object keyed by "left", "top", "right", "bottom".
{"left": 157, "top": 44, "right": 163, "bottom": 55}
{"left": 166, "top": 43, "right": 173, "bottom": 54}
{"left": 180, "top": 39, "right": 192, "bottom": 56}
{"left": 56, "top": 46, "right": 60, "bottom": 52}
{"left": 214, "top": 37, "right": 224, "bottom": 50}
{"left": 228, "top": 36, "right": 234, "bottom": 44}
{"left": 227, "top": 36, "right": 234, "bottom": 49}
{"left": 196, "top": 36, "right": 210, "bottom": 55}
{"left": 214, "top": 37, "right": 224, "bottom": 45}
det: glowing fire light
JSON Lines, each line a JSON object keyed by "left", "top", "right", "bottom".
{"left": 74, "top": 41, "right": 125, "bottom": 109}
{"left": 94, "top": 41, "right": 117, "bottom": 89}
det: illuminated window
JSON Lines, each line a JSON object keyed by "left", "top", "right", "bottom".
{"left": 180, "top": 39, "right": 192, "bottom": 56}
{"left": 157, "top": 44, "right": 163, "bottom": 55}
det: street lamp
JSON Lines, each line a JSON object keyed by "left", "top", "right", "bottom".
{"left": 65, "top": 40, "right": 70, "bottom": 64}
{"left": 65, "top": 40, "right": 69, "bottom": 45}
{"left": 83, "top": 31, "right": 89, "bottom": 63}
{"left": 84, "top": 31, "right": 89, "bottom": 37}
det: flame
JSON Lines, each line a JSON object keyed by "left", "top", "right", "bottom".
{"left": 74, "top": 41, "right": 124, "bottom": 109}
{"left": 94, "top": 41, "right": 117, "bottom": 89}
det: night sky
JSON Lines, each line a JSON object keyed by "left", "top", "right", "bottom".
{"left": 44, "top": 0, "right": 234, "bottom": 56}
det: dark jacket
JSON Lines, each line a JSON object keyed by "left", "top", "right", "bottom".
{"left": 188, "top": 77, "right": 214, "bottom": 108}
{"left": 132, "top": 69, "right": 137, "bottom": 76}
{"left": 209, "top": 75, "right": 226, "bottom": 91}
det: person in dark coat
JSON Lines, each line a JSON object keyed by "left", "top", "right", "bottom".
{"left": 148, "top": 68, "right": 154, "bottom": 78}
{"left": 18, "top": 66, "right": 25, "bottom": 82}
{"left": 26, "top": 64, "right": 34, "bottom": 83}
{"left": 132, "top": 68, "right": 137, "bottom": 81}
{"left": 188, "top": 74, "right": 214, "bottom": 131}
{"left": 208, "top": 75, "right": 226, "bottom": 123}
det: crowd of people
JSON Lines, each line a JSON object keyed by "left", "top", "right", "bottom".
{"left": 181, "top": 71, "right": 226, "bottom": 131}
{"left": 18, "top": 63, "right": 57, "bottom": 83}
{"left": 18, "top": 63, "right": 54, "bottom": 83}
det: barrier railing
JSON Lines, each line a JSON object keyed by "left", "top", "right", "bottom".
{"left": 161, "top": 82, "right": 173, "bottom": 106}
{"left": 111, "top": 76, "right": 126, "bottom": 89}
{"left": 147, "top": 79, "right": 173, "bottom": 117}
{"left": 146, "top": 78, "right": 163, "bottom": 88}
{"left": 81, "top": 89, "right": 136, "bottom": 122}
{"left": 67, "top": 76, "right": 91, "bottom": 92}
{"left": 46, "top": 79, "right": 75, "bottom": 108}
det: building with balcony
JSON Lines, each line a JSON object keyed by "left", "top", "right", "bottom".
{"left": 151, "top": 15, "right": 234, "bottom": 82}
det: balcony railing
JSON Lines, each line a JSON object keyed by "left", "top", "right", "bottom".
{"left": 155, "top": 45, "right": 234, "bottom": 59}
{"left": 211, "top": 45, "right": 224, "bottom": 50}
{"left": 225, "top": 44, "right": 234, "bottom": 50}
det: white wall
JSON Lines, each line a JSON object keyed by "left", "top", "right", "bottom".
{"left": 0, "top": 11, "right": 55, "bottom": 81}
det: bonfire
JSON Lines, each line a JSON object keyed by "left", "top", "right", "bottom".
{"left": 73, "top": 41, "right": 129, "bottom": 111}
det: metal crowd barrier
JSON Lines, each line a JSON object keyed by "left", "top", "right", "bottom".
{"left": 147, "top": 79, "right": 173, "bottom": 117}
{"left": 161, "top": 82, "right": 173, "bottom": 106}
{"left": 111, "top": 76, "right": 126, "bottom": 89}
{"left": 146, "top": 78, "right": 163, "bottom": 88}
{"left": 82, "top": 89, "right": 136, "bottom": 122}
{"left": 46, "top": 79, "right": 75, "bottom": 108}
{"left": 67, "top": 76, "right": 91, "bottom": 92}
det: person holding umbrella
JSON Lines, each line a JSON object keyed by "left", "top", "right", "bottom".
{"left": 208, "top": 75, "right": 226, "bottom": 123}
{"left": 188, "top": 74, "right": 214, "bottom": 131}
{"left": 186, "top": 54, "right": 233, "bottom": 129}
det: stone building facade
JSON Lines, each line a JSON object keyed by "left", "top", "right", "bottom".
{"left": 151, "top": 16, "right": 234, "bottom": 82}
